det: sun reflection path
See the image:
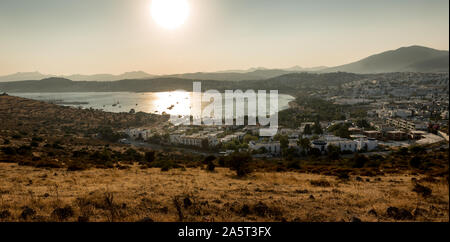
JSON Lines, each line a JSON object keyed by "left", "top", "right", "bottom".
{"left": 152, "top": 91, "right": 192, "bottom": 116}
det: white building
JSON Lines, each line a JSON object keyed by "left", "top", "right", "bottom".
{"left": 390, "top": 109, "right": 413, "bottom": 119}
{"left": 327, "top": 139, "right": 358, "bottom": 153}
{"left": 170, "top": 131, "right": 221, "bottom": 148}
{"left": 311, "top": 140, "right": 327, "bottom": 152}
{"left": 249, "top": 140, "right": 281, "bottom": 154}
{"left": 125, "top": 128, "right": 152, "bottom": 141}
{"left": 355, "top": 138, "right": 378, "bottom": 151}
{"left": 170, "top": 133, "right": 203, "bottom": 147}
{"left": 316, "top": 135, "right": 372, "bottom": 153}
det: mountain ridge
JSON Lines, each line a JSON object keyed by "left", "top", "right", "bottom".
{"left": 1, "top": 45, "right": 447, "bottom": 82}
{"left": 321, "top": 45, "right": 449, "bottom": 73}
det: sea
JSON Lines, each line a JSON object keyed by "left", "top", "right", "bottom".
{"left": 11, "top": 91, "right": 295, "bottom": 117}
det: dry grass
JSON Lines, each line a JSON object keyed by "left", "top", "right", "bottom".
{"left": 0, "top": 162, "right": 447, "bottom": 222}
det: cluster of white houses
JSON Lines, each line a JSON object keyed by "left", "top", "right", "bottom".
{"left": 123, "top": 126, "right": 378, "bottom": 155}
{"left": 248, "top": 140, "right": 281, "bottom": 154}
{"left": 170, "top": 131, "right": 218, "bottom": 147}
{"left": 311, "top": 135, "right": 378, "bottom": 153}
{"left": 124, "top": 128, "right": 153, "bottom": 141}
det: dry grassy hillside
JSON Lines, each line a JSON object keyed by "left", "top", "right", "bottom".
{"left": 0, "top": 163, "right": 448, "bottom": 222}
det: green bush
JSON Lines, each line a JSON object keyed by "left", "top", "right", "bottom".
{"left": 1, "top": 146, "right": 17, "bottom": 155}
{"left": 228, "top": 152, "right": 253, "bottom": 177}
{"left": 409, "top": 156, "right": 422, "bottom": 168}
{"left": 206, "top": 160, "right": 216, "bottom": 172}
{"left": 287, "top": 160, "right": 301, "bottom": 170}
{"left": 144, "top": 151, "right": 155, "bottom": 163}
{"left": 352, "top": 154, "right": 368, "bottom": 168}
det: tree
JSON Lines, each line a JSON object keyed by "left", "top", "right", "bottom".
{"left": 409, "top": 155, "right": 422, "bottom": 168}
{"left": 283, "top": 147, "right": 298, "bottom": 160}
{"left": 203, "top": 155, "right": 217, "bottom": 171}
{"left": 352, "top": 154, "right": 369, "bottom": 168}
{"left": 144, "top": 151, "right": 155, "bottom": 163}
{"left": 201, "top": 139, "right": 209, "bottom": 149}
{"left": 334, "top": 125, "right": 350, "bottom": 139}
{"left": 203, "top": 155, "right": 216, "bottom": 164}
{"left": 309, "top": 148, "right": 321, "bottom": 157}
{"left": 356, "top": 119, "right": 370, "bottom": 129}
{"left": 257, "top": 147, "right": 268, "bottom": 154}
{"left": 298, "top": 138, "right": 311, "bottom": 154}
{"left": 303, "top": 124, "right": 312, "bottom": 135}
{"left": 327, "top": 144, "right": 341, "bottom": 160}
{"left": 228, "top": 152, "right": 253, "bottom": 177}
{"left": 243, "top": 134, "right": 258, "bottom": 144}
{"left": 274, "top": 134, "right": 289, "bottom": 149}
{"left": 313, "top": 122, "right": 323, "bottom": 135}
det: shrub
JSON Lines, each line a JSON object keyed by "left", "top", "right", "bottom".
{"left": 1, "top": 146, "right": 17, "bottom": 155}
{"left": 12, "top": 134, "right": 22, "bottom": 139}
{"left": 17, "top": 145, "right": 32, "bottom": 155}
{"left": 32, "top": 137, "right": 44, "bottom": 142}
{"left": 144, "top": 151, "right": 155, "bottom": 163}
{"left": 409, "top": 156, "right": 422, "bottom": 168}
{"left": 287, "top": 160, "right": 301, "bottom": 170}
{"left": 309, "top": 148, "right": 322, "bottom": 157}
{"left": 35, "top": 160, "right": 63, "bottom": 168}
{"left": 72, "top": 150, "right": 89, "bottom": 158}
{"left": 352, "top": 154, "right": 369, "bottom": 168}
{"left": 412, "top": 183, "right": 432, "bottom": 197}
{"left": 90, "top": 150, "right": 112, "bottom": 164}
{"left": 20, "top": 207, "right": 36, "bottom": 220}
{"left": 206, "top": 160, "right": 215, "bottom": 172}
{"left": 51, "top": 206, "right": 74, "bottom": 221}
{"left": 397, "top": 147, "right": 409, "bottom": 156}
{"left": 310, "top": 179, "right": 331, "bottom": 187}
{"left": 228, "top": 152, "right": 252, "bottom": 177}
{"left": 409, "top": 145, "right": 426, "bottom": 154}
{"left": 161, "top": 163, "right": 171, "bottom": 172}
{"left": 67, "top": 161, "right": 88, "bottom": 171}
{"left": 203, "top": 155, "right": 216, "bottom": 164}
{"left": 122, "top": 148, "right": 143, "bottom": 162}
{"left": 336, "top": 169, "right": 350, "bottom": 180}
{"left": 0, "top": 210, "right": 11, "bottom": 219}
{"left": 218, "top": 157, "right": 226, "bottom": 167}
{"left": 96, "top": 126, "right": 124, "bottom": 142}
{"left": 203, "top": 155, "right": 216, "bottom": 172}
{"left": 52, "top": 143, "right": 63, "bottom": 149}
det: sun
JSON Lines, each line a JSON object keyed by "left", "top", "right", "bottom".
{"left": 151, "top": 0, "right": 190, "bottom": 30}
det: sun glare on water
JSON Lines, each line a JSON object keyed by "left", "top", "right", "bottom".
{"left": 151, "top": 0, "right": 190, "bottom": 30}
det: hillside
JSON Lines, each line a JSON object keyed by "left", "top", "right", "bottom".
{"left": 322, "top": 46, "right": 449, "bottom": 73}
{"left": 0, "top": 73, "right": 366, "bottom": 94}
{"left": 168, "top": 69, "right": 296, "bottom": 81}
{"left": 0, "top": 95, "right": 448, "bottom": 222}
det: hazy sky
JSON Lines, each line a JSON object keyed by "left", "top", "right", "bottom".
{"left": 0, "top": 0, "right": 448, "bottom": 75}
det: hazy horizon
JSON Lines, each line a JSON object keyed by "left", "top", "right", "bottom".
{"left": 0, "top": 0, "right": 448, "bottom": 76}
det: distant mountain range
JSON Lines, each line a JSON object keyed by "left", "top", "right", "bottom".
{"left": 169, "top": 66, "right": 330, "bottom": 81}
{"left": 0, "top": 67, "right": 326, "bottom": 82}
{"left": 0, "top": 71, "right": 156, "bottom": 82}
{"left": 0, "top": 45, "right": 447, "bottom": 82}
{"left": 0, "top": 73, "right": 363, "bottom": 94}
